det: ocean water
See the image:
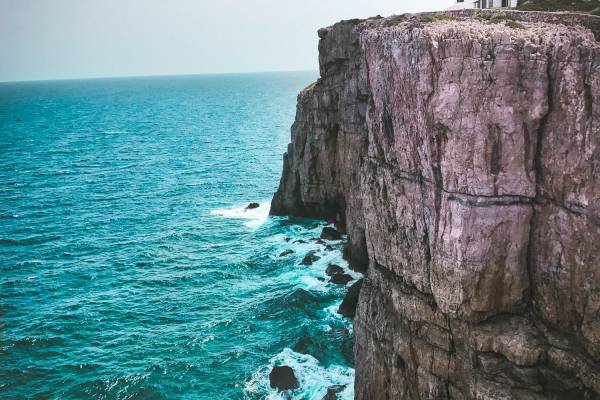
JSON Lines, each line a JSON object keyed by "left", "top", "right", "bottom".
{"left": 0, "top": 72, "right": 360, "bottom": 399}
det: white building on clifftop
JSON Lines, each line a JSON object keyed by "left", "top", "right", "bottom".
{"left": 448, "top": 0, "right": 518, "bottom": 10}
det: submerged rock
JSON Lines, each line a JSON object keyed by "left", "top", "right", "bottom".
{"left": 279, "top": 249, "right": 294, "bottom": 257}
{"left": 300, "top": 251, "right": 320, "bottom": 266}
{"left": 338, "top": 279, "right": 362, "bottom": 317}
{"left": 320, "top": 227, "right": 342, "bottom": 240}
{"left": 330, "top": 273, "right": 353, "bottom": 285}
{"left": 326, "top": 264, "right": 344, "bottom": 276}
{"left": 269, "top": 365, "right": 299, "bottom": 391}
{"left": 293, "top": 337, "right": 323, "bottom": 357}
{"left": 246, "top": 203, "right": 260, "bottom": 210}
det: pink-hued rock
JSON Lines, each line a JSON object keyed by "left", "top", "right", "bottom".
{"left": 271, "top": 9, "right": 600, "bottom": 399}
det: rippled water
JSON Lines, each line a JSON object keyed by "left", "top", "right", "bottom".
{"left": 0, "top": 73, "right": 359, "bottom": 399}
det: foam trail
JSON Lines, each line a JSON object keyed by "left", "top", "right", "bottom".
{"left": 210, "top": 201, "right": 271, "bottom": 229}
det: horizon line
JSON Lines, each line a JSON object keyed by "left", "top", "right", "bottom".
{"left": 0, "top": 69, "right": 319, "bottom": 85}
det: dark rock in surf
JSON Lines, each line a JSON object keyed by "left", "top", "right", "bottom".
{"left": 320, "top": 227, "right": 342, "bottom": 241}
{"left": 330, "top": 273, "right": 353, "bottom": 285}
{"left": 279, "top": 249, "right": 294, "bottom": 257}
{"left": 338, "top": 279, "right": 363, "bottom": 317}
{"left": 322, "top": 385, "right": 346, "bottom": 400}
{"left": 300, "top": 251, "right": 320, "bottom": 265}
{"left": 246, "top": 203, "right": 260, "bottom": 210}
{"left": 269, "top": 365, "right": 299, "bottom": 390}
{"left": 326, "top": 264, "right": 344, "bottom": 276}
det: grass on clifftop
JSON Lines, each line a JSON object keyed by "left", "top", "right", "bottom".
{"left": 475, "top": 12, "right": 528, "bottom": 29}
{"left": 517, "top": 0, "right": 600, "bottom": 15}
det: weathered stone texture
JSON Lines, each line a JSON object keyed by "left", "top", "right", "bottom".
{"left": 271, "top": 10, "right": 600, "bottom": 399}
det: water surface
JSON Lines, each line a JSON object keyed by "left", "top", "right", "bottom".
{"left": 0, "top": 73, "right": 359, "bottom": 399}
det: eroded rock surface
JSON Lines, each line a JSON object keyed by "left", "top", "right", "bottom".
{"left": 271, "top": 9, "right": 600, "bottom": 400}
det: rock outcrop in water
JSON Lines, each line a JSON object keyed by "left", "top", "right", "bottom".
{"left": 271, "top": 9, "right": 600, "bottom": 399}
{"left": 269, "top": 365, "right": 299, "bottom": 391}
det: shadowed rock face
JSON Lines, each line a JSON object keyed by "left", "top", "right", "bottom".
{"left": 271, "top": 10, "right": 600, "bottom": 400}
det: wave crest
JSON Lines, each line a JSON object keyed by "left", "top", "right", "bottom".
{"left": 210, "top": 201, "right": 271, "bottom": 229}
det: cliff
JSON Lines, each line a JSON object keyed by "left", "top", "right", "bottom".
{"left": 271, "top": 9, "right": 600, "bottom": 400}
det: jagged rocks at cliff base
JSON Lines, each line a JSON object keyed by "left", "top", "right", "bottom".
{"left": 269, "top": 365, "right": 299, "bottom": 390}
{"left": 326, "top": 264, "right": 344, "bottom": 276}
{"left": 330, "top": 273, "right": 353, "bottom": 285}
{"left": 320, "top": 227, "right": 342, "bottom": 240}
{"left": 337, "top": 279, "right": 363, "bottom": 317}
{"left": 271, "top": 9, "right": 600, "bottom": 399}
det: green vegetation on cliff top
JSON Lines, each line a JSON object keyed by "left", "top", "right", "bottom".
{"left": 517, "top": 0, "right": 600, "bottom": 15}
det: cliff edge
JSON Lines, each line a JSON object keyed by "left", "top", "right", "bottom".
{"left": 271, "top": 10, "right": 600, "bottom": 399}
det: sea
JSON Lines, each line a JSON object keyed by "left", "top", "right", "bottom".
{"left": 0, "top": 72, "right": 360, "bottom": 400}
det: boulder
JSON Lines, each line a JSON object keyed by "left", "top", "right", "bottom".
{"left": 246, "top": 203, "right": 260, "bottom": 210}
{"left": 322, "top": 385, "right": 346, "bottom": 400}
{"left": 320, "top": 227, "right": 342, "bottom": 240}
{"left": 300, "top": 251, "right": 320, "bottom": 266}
{"left": 330, "top": 273, "right": 353, "bottom": 285}
{"left": 326, "top": 264, "right": 344, "bottom": 276}
{"left": 269, "top": 365, "right": 299, "bottom": 391}
{"left": 338, "top": 279, "right": 363, "bottom": 317}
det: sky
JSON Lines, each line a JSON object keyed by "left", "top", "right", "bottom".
{"left": 0, "top": 0, "right": 450, "bottom": 82}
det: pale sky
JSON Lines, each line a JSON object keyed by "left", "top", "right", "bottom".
{"left": 0, "top": 0, "right": 449, "bottom": 82}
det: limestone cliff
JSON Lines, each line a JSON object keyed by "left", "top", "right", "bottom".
{"left": 271, "top": 9, "right": 600, "bottom": 399}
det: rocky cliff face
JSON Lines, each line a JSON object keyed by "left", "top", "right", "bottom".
{"left": 271, "top": 9, "right": 600, "bottom": 399}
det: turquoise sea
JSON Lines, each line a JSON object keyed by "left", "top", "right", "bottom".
{"left": 0, "top": 72, "right": 359, "bottom": 399}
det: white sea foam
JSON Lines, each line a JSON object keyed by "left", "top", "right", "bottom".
{"left": 244, "top": 223, "right": 362, "bottom": 398}
{"left": 323, "top": 302, "right": 353, "bottom": 332}
{"left": 244, "top": 348, "right": 355, "bottom": 400}
{"left": 210, "top": 201, "right": 271, "bottom": 229}
{"left": 266, "top": 226, "right": 363, "bottom": 293}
